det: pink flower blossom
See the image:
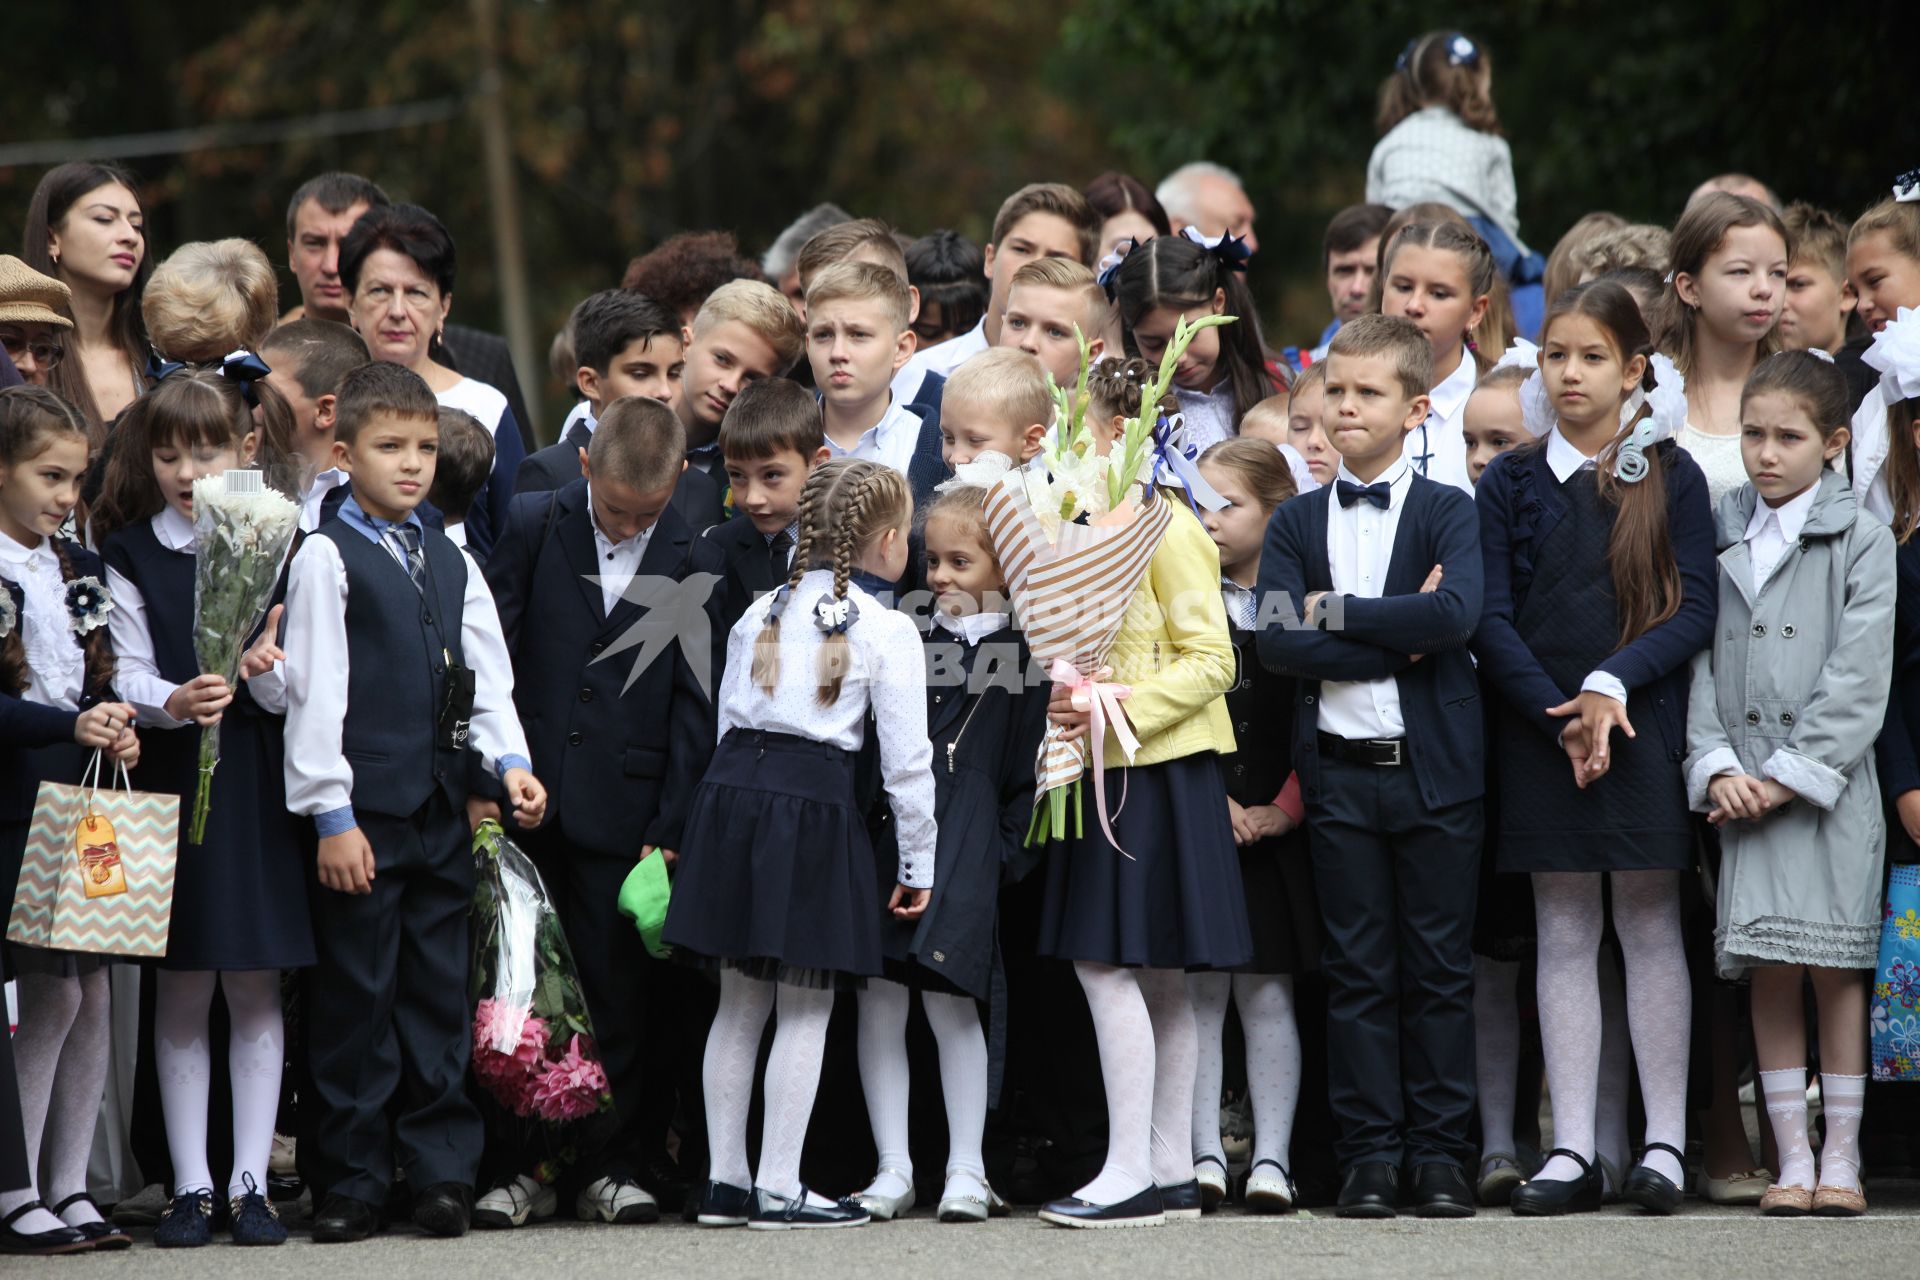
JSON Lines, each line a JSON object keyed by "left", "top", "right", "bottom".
{"left": 528, "top": 1034, "right": 609, "bottom": 1123}
{"left": 472, "top": 999, "right": 551, "bottom": 1113}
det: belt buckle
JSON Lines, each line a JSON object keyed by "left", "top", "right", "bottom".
{"left": 1378, "top": 739, "right": 1402, "bottom": 767}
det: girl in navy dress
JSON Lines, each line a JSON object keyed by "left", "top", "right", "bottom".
{"left": 852, "top": 485, "right": 1047, "bottom": 1224}
{"left": 0, "top": 387, "right": 141, "bottom": 1250}
{"left": 92, "top": 367, "right": 311, "bottom": 1247}
{"left": 1475, "top": 282, "right": 1717, "bottom": 1216}
{"left": 664, "top": 458, "right": 937, "bottom": 1231}
{"left": 1189, "top": 439, "right": 1319, "bottom": 1213}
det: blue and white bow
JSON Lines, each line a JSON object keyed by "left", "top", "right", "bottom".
{"left": 1613, "top": 353, "right": 1687, "bottom": 484}
{"left": 219, "top": 349, "right": 272, "bottom": 407}
{"left": 1148, "top": 412, "right": 1228, "bottom": 513}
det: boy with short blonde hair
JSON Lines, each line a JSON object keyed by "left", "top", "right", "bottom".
{"left": 804, "top": 261, "right": 921, "bottom": 477}
{"left": 676, "top": 280, "right": 806, "bottom": 485}
{"left": 939, "top": 347, "right": 1052, "bottom": 468}
{"left": 999, "top": 258, "right": 1109, "bottom": 387}
{"left": 143, "top": 239, "right": 280, "bottom": 362}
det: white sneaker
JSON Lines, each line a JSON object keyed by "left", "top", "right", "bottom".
{"left": 576, "top": 1175, "right": 660, "bottom": 1224}
{"left": 474, "top": 1175, "right": 558, "bottom": 1229}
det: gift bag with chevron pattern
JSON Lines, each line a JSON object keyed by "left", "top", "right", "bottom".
{"left": 7, "top": 752, "right": 180, "bottom": 958}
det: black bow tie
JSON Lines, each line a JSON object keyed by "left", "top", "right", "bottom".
{"left": 1336, "top": 479, "right": 1393, "bottom": 510}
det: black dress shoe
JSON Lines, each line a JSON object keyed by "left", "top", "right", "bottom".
{"left": 696, "top": 1180, "right": 753, "bottom": 1227}
{"left": 1158, "top": 1180, "right": 1202, "bottom": 1220}
{"left": 1621, "top": 1142, "right": 1685, "bottom": 1215}
{"left": 1038, "top": 1184, "right": 1165, "bottom": 1228}
{"left": 748, "top": 1187, "right": 870, "bottom": 1230}
{"left": 1509, "top": 1149, "right": 1604, "bottom": 1217}
{"left": 1410, "top": 1163, "right": 1476, "bottom": 1218}
{"left": 1336, "top": 1162, "right": 1399, "bottom": 1219}
{"left": 412, "top": 1183, "right": 473, "bottom": 1237}
{"left": 311, "top": 1193, "right": 387, "bottom": 1243}
{"left": 0, "top": 1201, "right": 92, "bottom": 1256}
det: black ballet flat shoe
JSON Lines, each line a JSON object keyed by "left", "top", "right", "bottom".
{"left": 310, "top": 1193, "right": 388, "bottom": 1244}
{"left": 1621, "top": 1143, "right": 1685, "bottom": 1216}
{"left": 1411, "top": 1163, "right": 1476, "bottom": 1218}
{"left": 411, "top": 1183, "right": 473, "bottom": 1237}
{"left": 1509, "top": 1149, "right": 1604, "bottom": 1217}
{"left": 1038, "top": 1184, "right": 1165, "bottom": 1228}
{"left": 748, "top": 1187, "right": 870, "bottom": 1230}
{"left": 1158, "top": 1180, "right": 1202, "bottom": 1220}
{"left": 696, "top": 1180, "right": 753, "bottom": 1228}
{"left": 1335, "top": 1162, "right": 1400, "bottom": 1219}
{"left": 51, "top": 1193, "right": 133, "bottom": 1249}
{"left": 0, "top": 1201, "right": 92, "bottom": 1256}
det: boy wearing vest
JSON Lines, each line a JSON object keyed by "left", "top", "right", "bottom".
{"left": 283, "top": 362, "right": 547, "bottom": 1243}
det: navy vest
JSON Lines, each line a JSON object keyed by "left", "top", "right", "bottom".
{"left": 315, "top": 521, "right": 468, "bottom": 817}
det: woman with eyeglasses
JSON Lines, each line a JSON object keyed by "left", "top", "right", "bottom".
{"left": 0, "top": 257, "right": 72, "bottom": 390}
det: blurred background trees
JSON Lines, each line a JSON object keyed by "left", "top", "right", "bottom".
{"left": 2, "top": 0, "right": 1914, "bottom": 437}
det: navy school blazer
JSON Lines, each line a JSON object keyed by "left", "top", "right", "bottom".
{"left": 1255, "top": 473, "right": 1485, "bottom": 810}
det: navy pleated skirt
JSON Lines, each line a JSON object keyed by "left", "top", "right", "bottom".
{"left": 1037, "top": 753, "right": 1252, "bottom": 971}
{"left": 663, "top": 728, "right": 880, "bottom": 989}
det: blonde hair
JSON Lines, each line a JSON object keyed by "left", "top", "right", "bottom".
{"left": 752, "top": 459, "right": 911, "bottom": 705}
{"left": 1199, "top": 437, "right": 1295, "bottom": 512}
{"left": 1660, "top": 193, "right": 1789, "bottom": 378}
{"left": 691, "top": 279, "right": 805, "bottom": 373}
{"left": 142, "top": 238, "right": 278, "bottom": 362}
{"left": 1010, "top": 257, "right": 1109, "bottom": 339}
{"left": 990, "top": 183, "right": 1099, "bottom": 265}
{"left": 804, "top": 260, "right": 910, "bottom": 334}
{"left": 1542, "top": 212, "right": 1626, "bottom": 310}
{"left": 1783, "top": 203, "right": 1847, "bottom": 283}
{"left": 1573, "top": 223, "right": 1671, "bottom": 281}
{"left": 945, "top": 347, "right": 1053, "bottom": 432}
{"left": 1847, "top": 198, "right": 1920, "bottom": 265}
{"left": 1239, "top": 392, "right": 1290, "bottom": 439}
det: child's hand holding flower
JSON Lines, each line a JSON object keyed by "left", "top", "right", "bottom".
{"left": 166, "top": 674, "right": 234, "bottom": 727}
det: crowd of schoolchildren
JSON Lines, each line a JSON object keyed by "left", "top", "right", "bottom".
{"left": 3, "top": 25, "right": 1920, "bottom": 1253}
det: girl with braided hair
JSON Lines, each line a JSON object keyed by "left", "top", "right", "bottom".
{"left": 664, "top": 458, "right": 936, "bottom": 1231}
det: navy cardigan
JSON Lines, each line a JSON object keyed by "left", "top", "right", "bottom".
{"left": 1471, "top": 440, "right": 1717, "bottom": 762}
{"left": 1255, "top": 474, "right": 1485, "bottom": 810}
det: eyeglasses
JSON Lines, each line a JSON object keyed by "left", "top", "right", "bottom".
{"left": 0, "top": 331, "right": 64, "bottom": 370}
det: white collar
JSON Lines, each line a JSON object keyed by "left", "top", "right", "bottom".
{"left": 153, "top": 506, "right": 196, "bottom": 552}
{"left": 585, "top": 484, "right": 651, "bottom": 555}
{"left": 307, "top": 467, "right": 347, "bottom": 496}
{"left": 1545, "top": 428, "right": 1600, "bottom": 483}
{"left": 445, "top": 521, "right": 469, "bottom": 549}
{"left": 825, "top": 394, "right": 918, "bottom": 456}
{"left": 1334, "top": 458, "right": 1411, "bottom": 505}
{"left": 934, "top": 609, "right": 1010, "bottom": 646}
{"left": 565, "top": 399, "right": 594, "bottom": 433}
{"left": 0, "top": 530, "right": 55, "bottom": 572}
{"left": 1428, "top": 355, "right": 1478, "bottom": 424}
{"left": 1744, "top": 482, "right": 1819, "bottom": 547}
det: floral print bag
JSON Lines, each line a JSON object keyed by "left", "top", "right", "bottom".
{"left": 1872, "top": 864, "right": 1920, "bottom": 1081}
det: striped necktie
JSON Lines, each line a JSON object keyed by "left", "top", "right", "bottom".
{"left": 385, "top": 523, "right": 426, "bottom": 594}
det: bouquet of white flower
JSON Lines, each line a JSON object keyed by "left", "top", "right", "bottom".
{"left": 188, "top": 470, "right": 300, "bottom": 844}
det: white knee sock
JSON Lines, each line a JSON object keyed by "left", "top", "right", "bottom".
{"left": 1073, "top": 963, "right": 1154, "bottom": 1203}
{"left": 222, "top": 970, "right": 285, "bottom": 1200}
{"left": 155, "top": 970, "right": 219, "bottom": 1196}
{"left": 755, "top": 983, "right": 835, "bottom": 1206}
{"left": 44, "top": 968, "right": 111, "bottom": 1224}
{"left": 1186, "top": 971, "right": 1231, "bottom": 1170}
{"left": 1594, "top": 947, "right": 1633, "bottom": 1183}
{"left": 703, "top": 970, "right": 775, "bottom": 1190}
{"left": 1818, "top": 1073, "right": 1867, "bottom": 1192}
{"left": 921, "top": 991, "right": 987, "bottom": 1190}
{"left": 855, "top": 979, "right": 914, "bottom": 1199}
{"left": 1137, "top": 968, "right": 1198, "bottom": 1188}
{"left": 1473, "top": 957, "right": 1521, "bottom": 1168}
{"left": 1611, "top": 871, "right": 1690, "bottom": 1187}
{"left": 1532, "top": 873, "right": 1603, "bottom": 1183}
{"left": 1760, "top": 1067, "right": 1814, "bottom": 1190}
{"left": 1234, "top": 974, "right": 1301, "bottom": 1174}
{"left": 4, "top": 972, "right": 80, "bottom": 1233}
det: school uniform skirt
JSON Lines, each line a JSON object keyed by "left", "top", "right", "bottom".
{"left": 1038, "top": 753, "right": 1252, "bottom": 971}
{"left": 663, "top": 728, "right": 881, "bottom": 989}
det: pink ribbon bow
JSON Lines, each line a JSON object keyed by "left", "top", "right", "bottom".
{"left": 1050, "top": 658, "right": 1142, "bottom": 858}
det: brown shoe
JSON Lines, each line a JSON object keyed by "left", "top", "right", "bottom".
{"left": 1758, "top": 1184, "right": 1814, "bottom": 1216}
{"left": 1812, "top": 1185, "right": 1867, "bottom": 1217}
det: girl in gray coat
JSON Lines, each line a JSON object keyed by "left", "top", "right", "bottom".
{"left": 1685, "top": 351, "right": 1895, "bottom": 1218}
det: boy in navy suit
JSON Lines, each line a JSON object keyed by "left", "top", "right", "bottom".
{"left": 672, "top": 281, "right": 806, "bottom": 494}
{"left": 482, "top": 395, "right": 720, "bottom": 1227}
{"left": 1255, "top": 314, "right": 1484, "bottom": 1220}
{"left": 704, "top": 377, "right": 829, "bottom": 635}
{"left": 283, "top": 362, "right": 547, "bottom": 1242}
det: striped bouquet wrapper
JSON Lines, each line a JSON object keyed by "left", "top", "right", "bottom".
{"left": 980, "top": 469, "right": 1174, "bottom": 845}
{"left": 7, "top": 752, "right": 180, "bottom": 959}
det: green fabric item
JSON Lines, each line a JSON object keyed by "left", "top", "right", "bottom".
{"left": 617, "top": 854, "right": 673, "bottom": 959}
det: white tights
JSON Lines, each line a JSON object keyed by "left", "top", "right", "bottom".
{"left": 1188, "top": 971, "right": 1301, "bottom": 1175}
{"left": 702, "top": 970, "right": 837, "bottom": 1207}
{"left": 153, "top": 969, "right": 285, "bottom": 1199}
{"left": 855, "top": 978, "right": 989, "bottom": 1200}
{"left": 1074, "top": 963, "right": 1194, "bottom": 1203}
{"left": 5, "top": 968, "right": 111, "bottom": 1230}
{"left": 1532, "top": 871, "right": 1690, "bottom": 1186}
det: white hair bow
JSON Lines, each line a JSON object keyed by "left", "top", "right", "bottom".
{"left": 1494, "top": 338, "right": 1554, "bottom": 438}
{"left": 1865, "top": 306, "right": 1920, "bottom": 404}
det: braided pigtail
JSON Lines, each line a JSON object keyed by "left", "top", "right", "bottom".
{"left": 817, "top": 470, "right": 875, "bottom": 705}
{"left": 753, "top": 467, "right": 832, "bottom": 697}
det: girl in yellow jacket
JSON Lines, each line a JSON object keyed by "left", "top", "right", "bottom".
{"left": 1036, "top": 358, "right": 1250, "bottom": 1229}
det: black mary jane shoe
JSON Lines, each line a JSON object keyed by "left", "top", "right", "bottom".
{"left": 1038, "top": 1184, "right": 1165, "bottom": 1229}
{"left": 1509, "top": 1149, "right": 1604, "bottom": 1217}
{"left": 1621, "top": 1142, "right": 1685, "bottom": 1216}
{"left": 0, "top": 1201, "right": 92, "bottom": 1256}
{"left": 747, "top": 1187, "right": 870, "bottom": 1230}
{"left": 51, "top": 1193, "right": 132, "bottom": 1250}
{"left": 1410, "top": 1163, "right": 1476, "bottom": 1219}
{"left": 1335, "top": 1162, "right": 1399, "bottom": 1219}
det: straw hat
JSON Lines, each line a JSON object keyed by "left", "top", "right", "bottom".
{"left": 0, "top": 256, "right": 73, "bottom": 329}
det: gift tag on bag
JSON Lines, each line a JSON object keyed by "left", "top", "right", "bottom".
{"left": 76, "top": 811, "right": 127, "bottom": 899}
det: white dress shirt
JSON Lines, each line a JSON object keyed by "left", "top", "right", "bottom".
{"left": 823, "top": 395, "right": 925, "bottom": 479}
{"left": 1318, "top": 460, "right": 1412, "bottom": 740}
{"left": 1543, "top": 428, "right": 1633, "bottom": 708}
{"left": 1402, "top": 353, "right": 1477, "bottom": 496}
{"left": 562, "top": 399, "right": 594, "bottom": 436}
{"left": 892, "top": 319, "right": 988, "bottom": 404}
{"left": 1366, "top": 106, "right": 1526, "bottom": 249}
{"left": 717, "top": 568, "right": 938, "bottom": 887}
{"left": 0, "top": 533, "right": 84, "bottom": 711}
{"left": 445, "top": 521, "right": 469, "bottom": 550}
{"left": 1744, "top": 482, "right": 1818, "bottom": 592}
{"left": 282, "top": 497, "right": 531, "bottom": 834}
{"left": 933, "top": 609, "right": 1010, "bottom": 646}
{"left": 1220, "top": 579, "right": 1258, "bottom": 632}
{"left": 300, "top": 468, "right": 349, "bottom": 533}
{"left": 585, "top": 483, "right": 654, "bottom": 615}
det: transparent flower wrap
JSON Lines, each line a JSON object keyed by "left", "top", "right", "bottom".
{"left": 469, "top": 820, "right": 611, "bottom": 1180}
{"left": 187, "top": 470, "right": 300, "bottom": 844}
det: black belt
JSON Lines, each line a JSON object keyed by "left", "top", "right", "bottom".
{"left": 1317, "top": 731, "right": 1405, "bottom": 767}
